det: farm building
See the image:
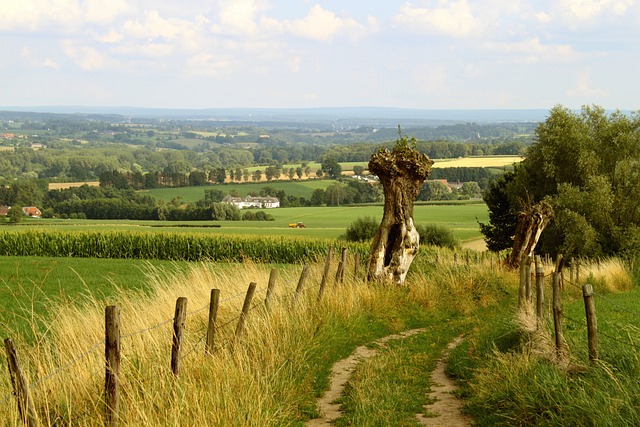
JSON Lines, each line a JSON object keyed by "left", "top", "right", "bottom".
{"left": 22, "top": 207, "right": 42, "bottom": 217}
{"left": 222, "top": 195, "right": 280, "bottom": 209}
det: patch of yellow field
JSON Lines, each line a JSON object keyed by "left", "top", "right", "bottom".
{"left": 48, "top": 181, "right": 100, "bottom": 190}
{"left": 433, "top": 156, "right": 523, "bottom": 168}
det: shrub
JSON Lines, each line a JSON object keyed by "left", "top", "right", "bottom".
{"left": 416, "top": 224, "right": 459, "bottom": 249}
{"left": 345, "top": 216, "right": 379, "bottom": 242}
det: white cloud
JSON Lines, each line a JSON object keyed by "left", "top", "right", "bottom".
{"left": 482, "top": 37, "right": 578, "bottom": 63}
{"left": 212, "top": 0, "right": 268, "bottom": 36}
{"left": 566, "top": 72, "right": 610, "bottom": 98}
{"left": 186, "top": 53, "right": 233, "bottom": 77}
{"left": 263, "top": 5, "right": 369, "bottom": 42}
{"left": 112, "top": 43, "right": 174, "bottom": 58}
{"left": 394, "top": 1, "right": 483, "bottom": 38}
{"left": 19, "top": 46, "right": 60, "bottom": 70}
{"left": 0, "top": 0, "right": 130, "bottom": 31}
{"left": 556, "top": 0, "right": 634, "bottom": 24}
{"left": 122, "top": 10, "right": 184, "bottom": 40}
{"left": 98, "top": 29, "right": 124, "bottom": 44}
{"left": 42, "top": 58, "right": 60, "bottom": 70}
{"left": 63, "top": 42, "right": 106, "bottom": 70}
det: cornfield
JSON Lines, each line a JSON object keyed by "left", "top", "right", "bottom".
{"left": 0, "top": 229, "right": 369, "bottom": 263}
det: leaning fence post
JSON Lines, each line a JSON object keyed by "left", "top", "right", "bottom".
{"left": 354, "top": 253, "right": 360, "bottom": 280}
{"left": 583, "top": 283, "right": 599, "bottom": 363}
{"left": 294, "top": 265, "right": 310, "bottom": 302}
{"left": 525, "top": 255, "right": 533, "bottom": 304}
{"left": 340, "top": 247, "right": 347, "bottom": 283}
{"left": 518, "top": 254, "right": 527, "bottom": 308}
{"left": 234, "top": 282, "right": 257, "bottom": 347}
{"left": 264, "top": 269, "right": 278, "bottom": 312}
{"left": 535, "top": 256, "right": 545, "bottom": 326}
{"left": 552, "top": 272, "right": 566, "bottom": 360}
{"left": 171, "top": 297, "right": 188, "bottom": 376}
{"left": 104, "top": 306, "right": 120, "bottom": 427}
{"left": 318, "top": 247, "right": 333, "bottom": 301}
{"left": 206, "top": 289, "right": 220, "bottom": 355}
{"left": 4, "top": 338, "right": 38, "bottom": 427}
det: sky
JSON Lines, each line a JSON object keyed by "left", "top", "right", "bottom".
{"left": 1, "top": 0, "right": 639, "bottom": 111}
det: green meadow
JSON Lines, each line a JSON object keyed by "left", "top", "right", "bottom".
{"left": 143, "top": 179, "right": 339, "bottom": 202}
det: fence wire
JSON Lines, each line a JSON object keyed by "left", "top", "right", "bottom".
{"left": 1, "top": 261, "right": 348, "bottom": 414}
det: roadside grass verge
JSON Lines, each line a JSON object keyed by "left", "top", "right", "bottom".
{"left": 448, "top": 257, "right": 640, "bottom": 426}
{"left": 0, "top": 248, "right": 514, "bottom": 426}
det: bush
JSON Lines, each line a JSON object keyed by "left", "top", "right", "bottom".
{"left": 345, "top": 216, "right": 378, "bottom": 242}
{"left": 416, "top": 224, "right": 459, "bottom": 249}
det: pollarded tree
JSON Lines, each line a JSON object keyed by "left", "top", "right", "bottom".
{"left": 367, "top": 130, "right": 433, "bottom": 285}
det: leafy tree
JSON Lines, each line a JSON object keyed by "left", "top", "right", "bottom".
{"left": 353, "top": 165, "right": 365, "bottom": 176}
{"left": 321, "top": 157, "right": 342, "bottom": 179}
{"left": 214, "top": 168, "right": 226, "bottom": 184}
{"left": 8, "top": 207, "right": 22, "bottom": 223}
{"left": 310, "top": 189, "right": 325, "bottom": 206}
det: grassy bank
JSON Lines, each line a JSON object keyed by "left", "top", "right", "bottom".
{"left": 448, "top": 258, "right": 640, "bottom": 426}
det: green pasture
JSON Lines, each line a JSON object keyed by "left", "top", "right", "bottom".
{"left": 143, "top": 179, "right": 339, "bottom": 203}
{"left": 13, "top": 204, "right": 488, "bottom": 242}
{"left": 0, "top": 256, "right": 190, "bottom": 336}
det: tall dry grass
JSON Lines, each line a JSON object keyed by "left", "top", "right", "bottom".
{"left": 0, "top": 250, "right": 516, "bottom": 426}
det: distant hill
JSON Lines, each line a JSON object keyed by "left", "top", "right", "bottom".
{"left": 0, "top": 106, "right": 551, "bottom": 125}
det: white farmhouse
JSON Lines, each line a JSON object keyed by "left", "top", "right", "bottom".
{"left": 222, "top": 195, "right": 280, "bottom": 209}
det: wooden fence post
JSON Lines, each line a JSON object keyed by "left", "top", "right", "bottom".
{"left": 334, "top": 262, "right": 344, "bottom": 285}
{"left": 234, "top": 282, "right": 257, "bottom": 347}
{"left": 340, "top": 247, "right": 347, "bottom": 283}
{"left": 318, "top": 247, "right": 333, "bottom": 301}
{"left": 354, "top": 253, "right": 360, "bottom": 280}
{"left": 518, "top": 254, "right": 527, "bottom": 308}
{"left": 171, "top": 297, "right": 187, "bottom": 376}
{"left": 294, "top": 265, "right": 310, "bottom": 302}
{"left": 552, "top": 272, "right": 566, "bottom": 360}
{"left": 583, "top": 284, "right": 599, "bottom": 363}
{"left": 525, "top": 255, "right": 533, "bottom": 304}
{"left": 535, "top": 256, "right": 544, "bottom": 326}
{"left": 264, "top": 269, "right": 278, "bottom": 312}
{"left": 4, "top": 338, "right": 38, "bottom": 427}
{"left": 104, "top": 306, "right": 120, "bottom": 427}
{"left": 555, "top": 254, "right": 564, "bottom": 290}
{"left": 570, "top": 257, "right": 575, "bottom": 284}
{"left": 206, "top": 289, "right": 220, "bottom": 355}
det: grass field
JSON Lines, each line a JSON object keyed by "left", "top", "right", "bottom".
{"left": 15, "top": 204, "right": 488, "bottom": 242}
{"left": 143, "top": 179, "right": 339, "bottom": 202}
{"left": 0, "top": 256, "right": 190, "bottom": 336}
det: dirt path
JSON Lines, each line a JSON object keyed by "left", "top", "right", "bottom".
{"left": 306, "top": 331, "right": 470, "bottom": 427}
{"left": 306, "top": 328, "right": 426, "bottom": 427}
{"left": 416, "top": 335, "right": 471, "bottom": 426}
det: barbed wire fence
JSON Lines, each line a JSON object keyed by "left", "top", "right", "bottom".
{"left": 516, "top": 254, "right": 640, "bottom": 365}
{"left": 1, "top": 246, "right": 355, "bottom": 425}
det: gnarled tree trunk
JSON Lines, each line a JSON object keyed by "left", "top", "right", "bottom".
{"left": 367, "top": 137, "right": 433, "bottom": 285}
{"left": 507, "top": 200, "right": 554, "bottom": 268}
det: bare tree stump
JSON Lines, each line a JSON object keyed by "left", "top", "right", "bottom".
{"left": 366, "top": 131, "right": 433, "bottom": 284}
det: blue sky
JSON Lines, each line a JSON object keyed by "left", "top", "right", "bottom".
{"left": 1, "top": 0, "right": 639, "bottom": 110}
